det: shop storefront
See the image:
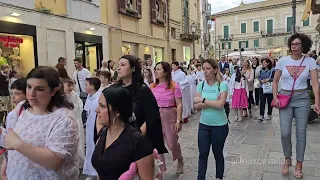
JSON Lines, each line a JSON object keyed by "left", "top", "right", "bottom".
{"left": 74, "top": 33, "right": 103, "bottom": 73}
{"left": 0, "top": 20, "right": 37, "bottom": 75}
{"left": 183, "top": 46, "right": 191, "bottom": 62}
{"left": 122, "top": 42, "right": 138, "bottom": 57}
{"left": 153, "top": 47, "right": 163, "bottom": 63}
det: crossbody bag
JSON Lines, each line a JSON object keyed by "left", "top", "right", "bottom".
{"left": 76, "top": 71, "right": 88, "bottom": 100}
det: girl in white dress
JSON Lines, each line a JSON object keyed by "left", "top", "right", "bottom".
{"left": 186, "top": 64, "right": 197, "bottom": 113}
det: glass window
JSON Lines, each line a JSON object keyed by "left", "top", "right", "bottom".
{"left": 238, "top": 41, "right": 248, "bottom": 48}
{"left": 228, "top": 42, "right": 231, "bottom": 49}
{"left": 253, "top": 21, "right": 259, "bottom": 32}
{"left": 240, "top": 23, "right": 246, "bottom": 33}
{"left": 153, "top": 47, "right": 163, "bottom": 63}
{"left": 75, "top": 42, "right": 100, "bottom": 73}
{"left": 0, "top": 33, "right": 35, "bottom": 76}
{"left": 254, "top": 39, "right": 259, "bottom": 48}
{"left": 267, "top": 19, "right": 273, "bottom": 34}
{"left": 267, "top": 38, "right": 274, "bottom": 46}
{"left": 286, "top": 16, "right": 292, "bottom": 32}
{"left": 223, "top": 25, "right": 229, "bottom": 39}
{"left": 303, "top": 17, "right": 309, "bottom": 26}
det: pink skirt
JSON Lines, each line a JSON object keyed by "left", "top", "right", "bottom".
{"left": 231, "top": 88, "right": 248, "bottom": 109}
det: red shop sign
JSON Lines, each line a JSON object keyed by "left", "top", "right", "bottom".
{"left": 0, "top": 36, "right": 23, "bottom": 48}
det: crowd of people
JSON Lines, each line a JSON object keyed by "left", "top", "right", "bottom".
{"left": 0, "top": 33, "right": 318, "bottom": 180}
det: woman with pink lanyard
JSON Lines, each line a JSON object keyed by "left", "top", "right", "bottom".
{"left": 150, "top": 62, "right": 184, "bottom": 177}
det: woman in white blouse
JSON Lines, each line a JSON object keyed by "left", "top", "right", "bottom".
{"left": 1, "top": 66, "right": 79, "bottom": 180}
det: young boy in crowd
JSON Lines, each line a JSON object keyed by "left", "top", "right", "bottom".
{"left": 98, "top": 71, "right": 112, "bottom": 91}
{"left": 83, "top": 77, "right": 101, "bottom": 179}
{"left": 61, "top": 78, "right": 85, "bottom": 168}
{"left": 5, "top": 78, "right": 27, "bottom": 129}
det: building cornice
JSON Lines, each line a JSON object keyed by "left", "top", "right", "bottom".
{"left": 213, "top": 1, "right": 305, "bottom": 17}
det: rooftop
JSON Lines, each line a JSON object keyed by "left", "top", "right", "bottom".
{"left": 213, "top": 0, "right": 304, "bottom": 16}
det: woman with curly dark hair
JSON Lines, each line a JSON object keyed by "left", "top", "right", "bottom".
{"left": 272, "top": 33, "right": 320, "bottom": 179}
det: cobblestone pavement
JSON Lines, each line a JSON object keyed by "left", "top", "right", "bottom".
{"left": 2, "top": 107, "right": 320, "bottom": 180}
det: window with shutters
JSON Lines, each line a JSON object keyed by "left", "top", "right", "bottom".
{"left": 254, "top": 39, "right": 259, "bottom": 48}
{"left": 253, "top": 21, "right": 259, "bottom": 32}
{"left": 151, "top": 0, "right": 167, "bottom": 26}
{"left": 240, "top": 23, "right": 246, "bottom": 33}
{"left": 284, "top": 36, "right": 289, "bottom": 45}
{"left": 118, "top": 0, "right": 142, "bottom": 19}
{"left": 228, "top": 42, "right": 231, "bottom": 49}
{"left": 303, "top": 17, "right": 309, "bottom": 26}
{"left": 286, "top": 16, "right": 292, "bottom": 32}
{"left": 266, "top": 19, "right": 273, "bottom": 34}
{"left": 238, "top": 41, "right": 248, "bottom": 48}
{"left": 223, "top": 25, "right": 229, "bottom": 39}
{"left": 222, "top": 42, "right": 225, "bottom": 50}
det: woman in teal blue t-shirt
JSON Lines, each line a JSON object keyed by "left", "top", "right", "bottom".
{"left": 194, "top": 59, "right": 229, "bottom": 180}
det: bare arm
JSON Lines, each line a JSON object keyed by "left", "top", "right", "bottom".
{"left": 175, "top": 97, "right": 183, "bottom": 122}
{"left": 272, "top": 69, "right": 282, "bottom": 99}
{"left": 136, "top": 154, "right": 154, "bottom": 180}
{"left": 1, "top": 158, "right": 7, "bottom": 180}
{"left": 310, "top": 69, "right": 320, "bottom": 105}
{"left": 194, "top": 92, "right": 207, "bottom": 110}
{"left": 203, "top": 91, "right": 227, "bottom": 109}
{"left": 140, "top": 122, "right": 147, "bottom": 135}
{"left": 16, "top": 143, "right": 64, "bottom": 171}
{"left": 247, "top": 70, "right": 254, "bottom": 83}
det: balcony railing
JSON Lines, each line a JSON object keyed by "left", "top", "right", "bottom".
{"left": 180, "top": 29, "right": 201, "bottom": 42}
{"left": 261, "top": 27, "right": 300, "bottom": 37}
{"left": 218, "top": 35, "right": 233, "bottom": 41}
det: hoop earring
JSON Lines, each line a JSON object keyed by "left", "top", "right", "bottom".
{"left": 112, "top": 117, "right": 116, "bottom": 124}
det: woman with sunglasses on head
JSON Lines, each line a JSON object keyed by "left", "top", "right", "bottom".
{"left": 92, "top": 86, "right": 154, "bottom": 180}
{"left": 272, "top": 33, "right": 320, "bottom": 179}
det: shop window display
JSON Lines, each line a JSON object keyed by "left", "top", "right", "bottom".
{"left": 0, "top": 33, "right": 35, "bottom": 75}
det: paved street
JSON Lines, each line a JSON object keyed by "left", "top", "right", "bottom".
{"left": 159, "top": 107, "right": 320, "bottom": 180}
{"left": 2, "top": 107, "right": 320, "bottom": 180}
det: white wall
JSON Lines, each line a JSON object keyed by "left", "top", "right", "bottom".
{"left": 0, "top": 0, "right": 34, "bottom": 9}
{"left": 67, "top": 0, "right": 100, "bottom": 23}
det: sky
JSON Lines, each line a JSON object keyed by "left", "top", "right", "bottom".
{"left": 208, "top": 0, "right": 265, "bottom": 14}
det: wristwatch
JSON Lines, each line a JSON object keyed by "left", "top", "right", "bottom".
{"left": 202, "top": 98, "right": 206, "bottom": 103}
{"left": 177, "top": 120, "right": 183, "bottom": 123}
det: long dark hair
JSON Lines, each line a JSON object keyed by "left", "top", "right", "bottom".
{"left": 117, "top": 55, "right": 144, "bottom": 88}
{"left": 102, "top": 86, "right": 133, "bottom": 125}
{"left": 154, "top": 62, "right": 173, "bottom": 89}
{"left": 262, "top": 58, "right": 273, "bottom": 70}
{"left": 235, "top": 67, "right": 242, "bottom": 83}
{"left": 23, "top": 66, "right": 73, "bottom": 112}
{"left": 107, "top": 60, "right": 113, "bottom": 71}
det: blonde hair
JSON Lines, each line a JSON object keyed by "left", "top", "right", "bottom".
{"left": 202, "top": 59, "right": 222, "bottom": 84}
{"left": 243, "top": 59, "right": 252, "bottom": 71}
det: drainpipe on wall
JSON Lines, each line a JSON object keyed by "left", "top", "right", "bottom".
{"left": 167, "top": 0, "right": 171, "bottom": 62}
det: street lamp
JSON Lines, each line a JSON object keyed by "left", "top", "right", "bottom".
{"left": 191, "top": 23, "right": 196, "bottom": 59}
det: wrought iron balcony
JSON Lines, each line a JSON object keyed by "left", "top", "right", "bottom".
{"left": 218, "top": 35, "right": 233, "bottom": 41}
{"left": 260, "top": 27, "right": 300, "bottom": 37}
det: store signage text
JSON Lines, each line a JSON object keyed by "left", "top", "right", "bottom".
{"left": 0, "top": 36, "right": 24, "bottom": 48}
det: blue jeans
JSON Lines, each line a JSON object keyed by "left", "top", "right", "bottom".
{"left": 198, "top": 123, "right": 229, "bottom": 180}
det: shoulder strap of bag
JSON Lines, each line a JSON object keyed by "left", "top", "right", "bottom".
{"left": 290, "top": 56, "right": 306, "bottom": 96}
{"left": 76, "top": 71, "right": 82, "bottom": 92}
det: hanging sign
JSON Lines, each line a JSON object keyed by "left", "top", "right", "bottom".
{"left": 0, "top": 36, "right": 24, "bottom": 48}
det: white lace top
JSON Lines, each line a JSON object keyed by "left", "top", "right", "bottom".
{"left": 6, "top": 101, "right": 79, "bottom": 180}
